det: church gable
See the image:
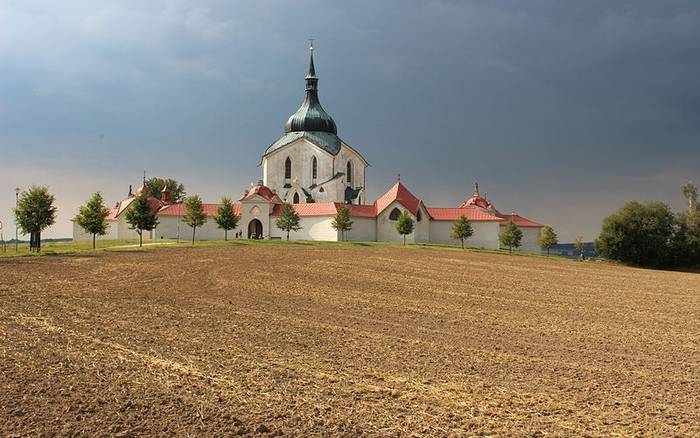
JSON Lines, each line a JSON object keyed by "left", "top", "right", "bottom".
{"left": 338, "top": 140, "right": 369, "bottom": 167}
{"left": 263, "top": 136, "right": 336, "bottom": 162}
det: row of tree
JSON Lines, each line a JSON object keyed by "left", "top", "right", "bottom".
{"left": 15, "top": 183, "right": 559, "bottom": 254}
{"left": 76, "top": 191, "right": 242, "bottom": 247}
{"left": 595, "top": 182, "right": 700, "bottom": 269}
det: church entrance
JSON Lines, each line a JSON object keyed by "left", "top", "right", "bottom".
{"left": 248, "top": 219, "right": 263, "bottom": 239}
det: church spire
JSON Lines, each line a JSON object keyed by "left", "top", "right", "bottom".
{"left": 305, "top": 40, "right": 318, "bottom": 92}
{"left": 307, "top": 39, "right": 316, "bottom": 78}
{"left": 284, "top": 40, "right": 337, "bottom": 135}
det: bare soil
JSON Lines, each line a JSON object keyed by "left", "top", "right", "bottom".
{"left": 1, "top": 244, "right": 698, "bottom": 437}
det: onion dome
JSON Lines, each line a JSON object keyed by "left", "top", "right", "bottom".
{"left": 284, "top": 47, "right": 337, "bottom": 135}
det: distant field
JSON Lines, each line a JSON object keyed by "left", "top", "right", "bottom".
{"left": 1, "top": 245, "right": 698, "bottom": 436}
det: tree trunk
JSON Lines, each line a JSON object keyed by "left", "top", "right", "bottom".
{"left": 461, "top": 239, "right": 464, "bottom": 249}
{"left": 403, "top": 235, "right": 406, "bottom": 246}
{"left": 139, "top": 231, "right": 143, "bottom": 247}
{"left": 36, "top": 232, "right": 41, "bottom": 252}
{"left": 225, "top": 229, "right": 228, "bottom": 241}
{"left": 192, "top": 227, "right": 196, "bottom": 245}
{"left": 547, "top": 248, "right": 550, "bottom": 256}
{"left": 287, "top": 230, "right": 290, "bottom": 241}
{"left": 509, "top": 246, "right": 512, "bottom": 255}
{"left": 92, "top": 233, "right": 96, "bottom": 249}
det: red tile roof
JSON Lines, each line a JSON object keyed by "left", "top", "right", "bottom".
{"left": 460, "top": 195, "right": 494, "bottom": 210}
{"left": 496, "top": 213, "right": 544, "bottom": 228}
{"left": 426, "top": 207, "right": 502, "bottom": 221}
{"left": 270, "top": 202, "right": 338, "bottom": 217}
{"left": 102, "top": 180, "right": 543, "bottom": 227}
{"left": 107, "top": 195, "right": 163, "bottom": 220}
{"left": 106, "top": 197, "right": 135, "bottom": 220}
{"left": 346, "top": 204, "right": 377, "bottom": 218}
{"left": 158, "top": 203, "right": 241, "bottom": 217}
{"left": 374, "top": 181, "right": 423, "bottom": 216}
{"left": 270, "top": 202, "right": 380, "bottom": 218}
{"left": 240, "top": 184, "right": 282, "bottom": 203}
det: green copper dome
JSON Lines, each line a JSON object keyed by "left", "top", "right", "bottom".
{"left": 284, "top": 51, "right": 338, "bottom": 135}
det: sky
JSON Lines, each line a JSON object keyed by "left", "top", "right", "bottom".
{"left": 1, "top": 0, "right": 699, "bottom": 241}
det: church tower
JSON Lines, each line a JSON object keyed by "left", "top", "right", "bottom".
{"left": 261, "top": 43, "right": 369, "bottom": 204}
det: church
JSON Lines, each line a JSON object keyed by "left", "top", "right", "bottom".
{"left": 73, "top": 46, "right": 544, "bottom": 251}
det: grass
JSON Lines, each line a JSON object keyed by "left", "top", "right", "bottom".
{"left": 0, "top": 237, "right": 549, "bottom": 260}
{"left": 0, "top": 236, "right": 582, "bottom": 262}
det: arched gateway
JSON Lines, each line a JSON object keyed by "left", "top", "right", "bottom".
{"left": 248, "top": 219, "right": 263, "bottom": 239}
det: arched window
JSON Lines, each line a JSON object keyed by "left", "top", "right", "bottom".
{"left": 389, "top": 208, "right": 401, "bottom": 221}
{"left": 312, "top": 157, "right": 318, "bottom": 180}
{"left": 285, "top": 157, "right": 292, "bottom": 179}
{"left": 346, "top": 161, "right": 353, "bottom": 185}
{"left": 293, "top": 192, "right": 300, "bottom": 204}
{"left": 416, "top": 210, "right": 422, "bottom": 222}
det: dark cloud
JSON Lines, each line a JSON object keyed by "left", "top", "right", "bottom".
{"left": 1, "top": 0, "right": 699, "bottom": 240}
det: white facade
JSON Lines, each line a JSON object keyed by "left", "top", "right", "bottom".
{"left": 262, "top": 138, "right": 368, "bottom": 205}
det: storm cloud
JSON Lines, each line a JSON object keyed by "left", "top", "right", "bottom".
{"left": 1, "top": 0, "right": 699, "bottom": 240}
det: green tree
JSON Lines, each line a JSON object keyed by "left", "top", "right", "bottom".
{"left": 74, "top": 192, "right": 111, "bottom": 249}
{"left": 539, "top": 225, "right": 558, "bottom": 256}
{"left": 13, "top": 185, "right": 57, "bottom": 252}
{"left": 213, "top": 197, "right": 239, "bottom": 241}
{"left": 396, "top": 211, "right": 415, "bottom": 246}
{"left": 681, "top": 181, "right": 698, "bottom": 213}
{"left": 275, "top": 203, "right": 301, "bottom": 240}
{"left": 146, "top": 177, "right": 186, "bottom": 202}
{"left": 574, "top": 236, "right": 585, "bottom": 259}
{"left": 450, "top": 215, "right": 473, "bottom": 249}
{"left": 331, "top": 205, "right": 353, "bottom": 241}
{"left": 673, "top": 210, "right": 700, "bottom": 268}
{"left": 673, "top": 182, "right": 700, "bottom": 268}
{"left": 183, "top": 194, "right": 207, "bottom": 244}
{"left": 499, "top": 220, "right": 522, "bottom": 255}
{"left": 125, "top": 192, "right": 159, "bottom": 247}
{"left": 595, "top": 201, "right": 675, "bottom": 268}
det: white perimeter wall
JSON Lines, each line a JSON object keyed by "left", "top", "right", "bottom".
{"left": 518, "top": 227, "right": 542, "bottom": 253}
{"left": 154, "top": 216, "right": 245, "bottom": 241}
{"left": 429, "top": 220, "right": 500, "bottom": 249}
{"left": 269, "top": 215, "right": 339, "bottom": 241}
{"left": 497, "top": 225, "right": 542, "bottom": 253}
{"left": 116, "top": 217, "right": 152, "bottom": 240}
{"left": 344, "top": 217, "right": 376, "bottom": 241}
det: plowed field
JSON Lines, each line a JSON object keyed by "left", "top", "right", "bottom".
{"left": 1, "top": 244, "right": 698, "bottom": 436}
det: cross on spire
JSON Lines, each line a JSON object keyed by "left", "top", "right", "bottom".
{"left": 309, "top": 37, "right": 315, "bottom": 51}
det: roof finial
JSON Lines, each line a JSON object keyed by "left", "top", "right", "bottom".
{"left": 307, "top": 38, "right": 316, "bottom": 78}
{"left": 474, "top": 182, "right": 480, "bottom": 196}
{"left": 397, "top": 173, "right": 401, "bottom": 182}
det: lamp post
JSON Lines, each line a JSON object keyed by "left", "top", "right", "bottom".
{"left": 15, "top": 187, "right": 20, "bottom": 252}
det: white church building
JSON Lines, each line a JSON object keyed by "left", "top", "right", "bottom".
{"left": 73, "top": 47, "right": 544, "bottom": 251}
